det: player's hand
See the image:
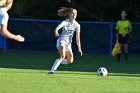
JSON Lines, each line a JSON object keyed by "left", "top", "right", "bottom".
{"left": 55, "top": 33, "right": 59, "bottom": 37}
{"left": 16, "top": 35, "right": 25, "bottom": 42}
{"left": 78, "top": 49, "right": 83, "bottom": 56}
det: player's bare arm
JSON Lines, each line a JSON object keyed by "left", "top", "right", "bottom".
{"left": 76, "top": 32, "right": 82, "bottom": 56}
{"left": 54, "top": 26, "right": 62, "bottom": 37}
{"left": 1, "top": 24, "right": 24, "bottom": 42}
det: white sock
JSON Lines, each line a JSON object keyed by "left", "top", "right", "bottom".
{"left": 49, "top": 59, "right": 61, "bottom": 72}
{"left": 61, "top": 59, "right": 68, "bottom": 64}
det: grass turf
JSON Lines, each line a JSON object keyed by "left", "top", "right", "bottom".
{"left": 0, "top": 50, "right": 139, "bottom": 93}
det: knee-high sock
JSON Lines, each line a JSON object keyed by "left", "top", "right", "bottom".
{"left": 61, "top": 59, "right": 68, "bottom": 64}
{"left": 50, "top": 59, "right": 61, "bottom": 72}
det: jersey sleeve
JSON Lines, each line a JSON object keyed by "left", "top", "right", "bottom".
{"left": 75, "top": 23, "right": 80, "bottom": 33}
{"left": 128, "top": 21, "right": 132, "bottom": 29}
{"left": 0, "top": 13, "right": 8, "bottom": 26}
{"left": 115, "top": 21, "right": 119, "bottom": 30}
{"left": 58, "top": 20, "right": 67, "bottom": 28}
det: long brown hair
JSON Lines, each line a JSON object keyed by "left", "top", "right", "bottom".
{"left": 0, "top": 0, "right": 13, "bottom": 7}
{"left": 57, "top": 7, "right": 75, "bottom": 18}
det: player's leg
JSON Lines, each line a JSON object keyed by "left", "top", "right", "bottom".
{"left": 64, "top": 49, "right": 73, "bottom": 64}
{"left": 60, "top": 51, "right": 73, "bottom": 64}
{"left": 48, "top": 46, "right": 65, "bottom": 74}
{"left": 124, "top": 44, "right": 128, "bottom": 63}
{"left": 61, "top": 44, "right": 73, "bottom": 64}
{"left": 116, "top": 34, "right": 122, "bottom": 62}
{"left": 123, "top": 35, "right": 129, "bottom": 63}
{"left": 61, "top": 52, "right": 73, "bottom": 64}
{"left": 48, "top": 39, "right": 66, "bottom": 74}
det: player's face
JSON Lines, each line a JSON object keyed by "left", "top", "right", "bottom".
{"left": 121, "top": 11, "right": 127, "bottom": 18}
{"left": 69, "top": 9, "right": 77, "bottom": 20}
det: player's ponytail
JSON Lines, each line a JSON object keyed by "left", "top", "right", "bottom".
{"left": 0, "top": 0, "right": 7, "bottom": 6}
{"left": 0, "top": 0, "right": 13, "bottom": 7}
{"left": 57, "top": 7, "right": 74, "bottom": 18}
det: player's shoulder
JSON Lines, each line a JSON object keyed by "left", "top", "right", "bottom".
{"left": 62, "top": 19, "right": 69, "bottom": 23}
{"left": 117, "top": 19, "right": 130, "bottom": 22}
{"left": 0, "top": 7, "right": 8, "bottom": 18}
{"left": 59, "top": 19, "right": 69, "bottom": 26}
{"left": 116, "top": 20, "right": 120, "bottom": 25}
{"left": 125, "top": 20, "right": 131, "bottom": 23}
{"left": 116, "top": 20, "right": 121, "bottom": 23}
{"left": 74, "top": 20, "right": 80, "bottom": 27}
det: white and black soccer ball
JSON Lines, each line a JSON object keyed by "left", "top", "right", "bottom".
{"left": 97, "top": 67, "right": 108, "bottom": 76}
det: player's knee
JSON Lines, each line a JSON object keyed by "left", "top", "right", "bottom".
{"left": 59, "top": 55, "right": 65, "bottom": 60}
{"left": 67, "top": 58, "right": 73, "bottom": 64}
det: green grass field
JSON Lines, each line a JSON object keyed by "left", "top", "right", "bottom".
{"left": 0, "top": 50, "right": 139, "bottom": 93}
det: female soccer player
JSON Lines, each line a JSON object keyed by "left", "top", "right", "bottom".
{"left": 48, "top": 8, "right": 83, "bottom": 74}
{"left": 0, "top": 0, "right": 24, "bottom": 42}
{"left": 115, "top": 10, "right": 132, "bottom": 63}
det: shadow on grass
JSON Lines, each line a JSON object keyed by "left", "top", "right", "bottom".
{"left": 0, "top": 50, "right": 140, "bottom": 77}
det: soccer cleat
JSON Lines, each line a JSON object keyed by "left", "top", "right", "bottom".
{"left": 48, "top": 72, "right": 54, "bottom": 74}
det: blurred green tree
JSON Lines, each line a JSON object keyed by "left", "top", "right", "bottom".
{"left": 8, "top": 0, "right": 140, "bottom": 21}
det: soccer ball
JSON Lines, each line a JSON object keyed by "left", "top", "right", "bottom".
{"left": 97, "top": 67, "right": 108, "bottom": 76}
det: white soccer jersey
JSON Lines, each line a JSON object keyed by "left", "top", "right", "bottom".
{"left": 0, "top": 7, "right": 9, "bottom": 26}
{"left": 58, "top": 19, "right": 80, "bottom": 44}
